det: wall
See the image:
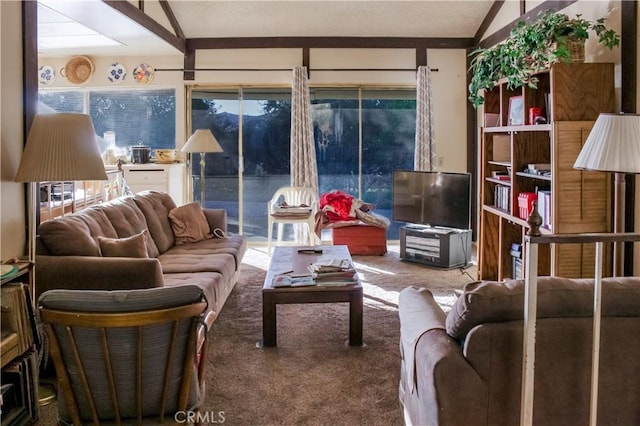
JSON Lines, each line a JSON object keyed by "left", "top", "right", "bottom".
{"left": 0, "top": 0, "right": 26, "bottom": 262}
{"left": 38, "top": 47, "right": 469, "bottom": 173}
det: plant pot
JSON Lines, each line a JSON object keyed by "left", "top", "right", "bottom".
{"left": 566, "top": 37, "right": 585, "bottom": 63}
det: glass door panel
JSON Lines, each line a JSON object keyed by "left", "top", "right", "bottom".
{"left": 191, "top": 90, "right": 240, "bottom": 234}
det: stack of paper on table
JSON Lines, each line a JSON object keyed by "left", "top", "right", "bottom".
{"left": 308, "top": 258, "right": 357, "bottom": 286}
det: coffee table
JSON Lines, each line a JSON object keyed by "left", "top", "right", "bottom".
{"left": 261, "top": 245, "right": 363, "bottom": 347}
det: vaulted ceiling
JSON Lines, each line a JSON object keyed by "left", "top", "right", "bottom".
{"left": 37, "top": 0, "right": 498, "bottom": 57}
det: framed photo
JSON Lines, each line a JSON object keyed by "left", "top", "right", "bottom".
{"left": 508, "top": 95, "right": 524, "bottom": 126}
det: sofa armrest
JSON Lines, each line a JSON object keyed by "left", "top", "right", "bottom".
{"left": 202, "top": 209, "right": 228, "bottom": 236}
{"left": 35, "top": 255, "right": 164, "bottom": 301}
{"left": 399, "top": 287, "right": 487, "bottom": 426}
{"left": 399, "top": 287, "right": 447, "bottom": 393}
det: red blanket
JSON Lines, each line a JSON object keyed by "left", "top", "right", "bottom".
{"left": 319, "top": 190, "right": 358, "bottom": 222}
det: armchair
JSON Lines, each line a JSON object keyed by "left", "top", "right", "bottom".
{"left": 38, "top": 285, "right": 213, "bottom": 425}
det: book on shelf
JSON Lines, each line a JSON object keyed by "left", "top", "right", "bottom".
{"left": 0, "top": 284, "right": 35, "bottom": 355}
{"left": 536, "top": 189, "right": 552, "bottom": 230}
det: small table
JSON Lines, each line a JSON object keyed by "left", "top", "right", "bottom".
{"left": 261, "top": 245, "right": 363, "bottom": 347}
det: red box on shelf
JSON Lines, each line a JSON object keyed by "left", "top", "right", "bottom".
{"left": 518, "top": 192, "right": 537, "bottom": 220}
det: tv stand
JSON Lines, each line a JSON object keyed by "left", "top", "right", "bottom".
{"left": 400, "top": 226, "right": 471, "bottom": 268}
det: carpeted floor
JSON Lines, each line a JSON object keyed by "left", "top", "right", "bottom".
{"left": 37, "top": 244, "right": 477, "bottom": 425}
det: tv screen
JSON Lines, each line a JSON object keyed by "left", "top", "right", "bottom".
{"left": 392, "top": 170, "right": 471, "bottom": 230}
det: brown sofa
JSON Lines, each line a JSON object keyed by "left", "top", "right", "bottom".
{"left": 399, "top": 277, "right": 640, "bottom": 426}
{"left": 35, "top": 190, "right": 247, "bottom": 319}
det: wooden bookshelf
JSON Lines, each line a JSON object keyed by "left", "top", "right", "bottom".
{"left": 478, "top": 63, "right": 615, "bottom": 281}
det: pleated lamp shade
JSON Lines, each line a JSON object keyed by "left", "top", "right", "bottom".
{"left": 181, "top": 129, "right": 223, "bottom": 153}
{"left": 574, "top": 113, "right": 640, "bottom": 174}
{"left": 15, "top": 113, "right": 107, "bottom": 182}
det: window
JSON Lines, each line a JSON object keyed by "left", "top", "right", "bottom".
{"left": 39, "top": 89, "right": 176, "bottom": 156}
{"left": 37, "top": 88, "right": 176, "bottom": 220}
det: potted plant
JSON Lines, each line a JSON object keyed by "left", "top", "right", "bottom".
{"left": 468, "top": 10, "right": 620, "bottom": 107}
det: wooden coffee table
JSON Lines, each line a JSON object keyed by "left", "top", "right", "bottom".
{"left": 261, "top": 245, "right": 363, "bottom": 347}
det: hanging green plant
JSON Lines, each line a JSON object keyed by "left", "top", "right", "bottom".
{"left": 468, "top": 10, "right": 620, "bottom": 108}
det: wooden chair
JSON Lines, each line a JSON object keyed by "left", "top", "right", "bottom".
{"left": 267, "top": 186, "right": 319, "bottom": 252}
{"left": 38, "top": 285, "right": 213, "bottom": 425}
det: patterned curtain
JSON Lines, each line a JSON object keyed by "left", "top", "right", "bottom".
{"left": 290, "top": 66, "right": 318, "bottom": 190}
{"left": 290, "top": 66, "right": 318, "bottom": 244}
{"left": 414, "top": 65, "right": 436, "bottom": 171}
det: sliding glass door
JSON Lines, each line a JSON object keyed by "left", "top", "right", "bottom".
{"left": 189, "top": 86, "right": 416, "bottom": 242}
{"left": 191, "top": 88, "right": 292, "bottom": 237}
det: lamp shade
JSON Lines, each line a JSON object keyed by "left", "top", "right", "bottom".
{"left": 573, "top": 113, "right": 640, "bottom": 174}
{"left": 15, "top": 113, "right": 107, "bottom": 182}
{"left": 181, "top": 129, "right": 223, "bottom": 153}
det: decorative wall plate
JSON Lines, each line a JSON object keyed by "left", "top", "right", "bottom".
{"left": 107, "top": 62, "right": 127, "bottom": 84}
{"left": 38, "top": 65, "right": 56, "bottom": 85}
{"left": 133, "top": 63, "right": 155, "bottom": 84}
{"left": 61, "top": 55, "right": 95, "bottom": 85}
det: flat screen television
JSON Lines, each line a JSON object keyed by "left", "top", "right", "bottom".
{"left": 392, "top": 170, "right": 471, "bottom": 230}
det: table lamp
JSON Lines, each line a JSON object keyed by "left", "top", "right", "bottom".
{"left": 573, "top": 112, "right": 640, "bottom": 276}
{"left": 181, "top": 129, "right": 223, "bottom": 207}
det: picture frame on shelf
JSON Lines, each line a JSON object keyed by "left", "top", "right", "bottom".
{"left": 508, "top": 95, "right": 524, "bottom": 126}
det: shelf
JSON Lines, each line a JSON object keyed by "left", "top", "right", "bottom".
{"left": 488, "top": 161, "right": 510, "bottom": 167}
{"left": 484, "top": 124, "right": 552, "bottom": 133}
{"left": 486, "top": 177, "right": 512, "bottom": 186}
{"left": 482, "top": 205, "right": 552, "bottom": 234}
{"left": 515, "top": 172, "right": 552, "bottom": 181}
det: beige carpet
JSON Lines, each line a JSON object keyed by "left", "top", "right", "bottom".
{"left": 37, "top": 244, "right": 478, "bottom": 425}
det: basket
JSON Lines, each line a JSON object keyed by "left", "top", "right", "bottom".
{"left": 61, "top": 56, "right": 95, "bottom": 85}
{"left": 565, "top": 37, "right": 585, "bottom": 63}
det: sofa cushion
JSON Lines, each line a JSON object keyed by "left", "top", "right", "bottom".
{"left": 98, "top": 230, "right": 149, "bottom": 258}
{"left": 132, "top": 191, "right": 177, "bottom": 255}
{"left": 446, "top": 276, "right": 640, "bottom": 340}
{"left": 38, "top": 208, "right": 118, "bottom": 256}
{"left": 164, "top": 235, "right": 247, "bottom": 270}
{"left": 158, "top": 252, "right": 236, "bottom": 283}
{"left": 162, "top": 272, "right": 227, "bottom": 315}
{"left": 168, "top": 202, "right": 213, "bottom": 245}
{"left": 101, "top": 196, "right": 160, "bottom": 258}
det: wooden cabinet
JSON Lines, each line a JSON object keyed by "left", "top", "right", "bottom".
{"left": 121, "top": 163, "right": 185, "bottom": 205}
{"left": 478, "top": 63, "right": 615, "bottom": 281}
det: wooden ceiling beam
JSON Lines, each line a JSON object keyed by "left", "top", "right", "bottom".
{"left": 478, "top": 0, "right": 577, "bottom": 48}
{"left": 186, "top": 36, "right": 474, "bottom": 50}
{"left": 102, "top": 0, "right": 185, "bottom": 53}
{"left": 159, "top": 0, "right": 185, "bottom": 40}
{"left": 474, "top": 1, "right": 505, "bottom": 46}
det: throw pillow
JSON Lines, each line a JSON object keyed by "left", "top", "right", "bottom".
{"left": 168, "top": 202, "right": 213, "bottom": 245}
{"left": 98, "top": 230, "right": 149, "bottom": 258}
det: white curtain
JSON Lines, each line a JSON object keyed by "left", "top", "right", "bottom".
{"left": 414, "top": 65, "right": 436, "bottom": 171}
{"left": 290, "top": 66, "right": 318, "bottom": 244}
{"left": 290, "top": 66, "right": 318, "bottom": 190}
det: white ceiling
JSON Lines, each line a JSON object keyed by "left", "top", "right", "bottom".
{"left": 37, "top": 0, "right": 494, "bottom": 57}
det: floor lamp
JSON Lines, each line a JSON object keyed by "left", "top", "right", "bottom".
{"left": 14, "top": 113, "right": 107, "bottom": 403}
{"left": 181, "top": 129, "right": 223, "bottom": 207}
{"left": 574, "top": 113, "right": 640, "bottom": 277}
